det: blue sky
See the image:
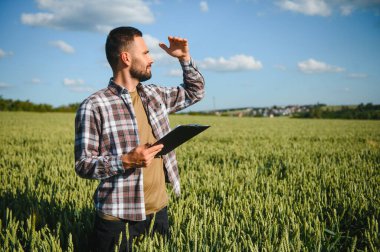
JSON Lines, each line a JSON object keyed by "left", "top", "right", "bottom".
{"left": 1, "top": 0, "right": 380, "bottom": 111}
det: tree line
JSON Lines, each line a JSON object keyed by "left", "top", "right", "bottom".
{"left": 0, "top": 96, "right": 80, "bottom": 112}
{"left": 292, "top": 103, "right": 380, "bottom": 120}
{"left": 1, "top": 96, "right": 379, "bottom": 119}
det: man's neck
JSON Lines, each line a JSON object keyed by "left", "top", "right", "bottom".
{"left": 113, "top": 71, "right": 139, "bottom": 92}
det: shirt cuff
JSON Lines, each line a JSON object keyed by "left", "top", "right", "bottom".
{"left": 180, "top": 58, "right": 197, "bottom": 72}
{"left": 179, "top": 58, "right": 193, "bottom": 67}
{"left": 110, "top": 155, "right": 125, "bottom": 174}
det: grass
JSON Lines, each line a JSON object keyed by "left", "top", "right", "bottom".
{"left": 0, "top": 112, "right": 379, "bottom": 251}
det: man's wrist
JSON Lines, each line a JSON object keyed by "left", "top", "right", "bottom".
{"left": 179, "top": 58, "right": 192, "bottom": 68}
{"left": 122, "top": 154, "right": 133, "bottom": 170}
{"left": 178, "top": 55, "right": 191, "bottom": 63}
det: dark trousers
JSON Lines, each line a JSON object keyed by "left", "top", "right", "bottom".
{"left": 91, "top": 207, "right": 170, "bottom": 252}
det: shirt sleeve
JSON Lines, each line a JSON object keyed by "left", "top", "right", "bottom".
{"left": 160, "top": 58, "right": 205, "bottom": 113}
{"left": 74, "top": 99, "right": 125, "bottom": 180}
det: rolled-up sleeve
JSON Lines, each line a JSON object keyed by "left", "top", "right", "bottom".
{"left": 162, "top": 58, "right": 205, "bottom": 113}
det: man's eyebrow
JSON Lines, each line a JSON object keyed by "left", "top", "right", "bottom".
{"left": 144, "top": 50, "right": 150, "bottom": 54}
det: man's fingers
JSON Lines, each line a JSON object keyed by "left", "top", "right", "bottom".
{"left": 159, "top": 36, "right": 190, "bottom": 60}
{"left": 146, "top": 144, "right": 163, "bottom": 154}
{"left": 140, "top": 143, "right": 163, "bottom": 154}
{"left": 167, "top": 36, "right": 187, "bottom": 44}
{"left": 159, "top": 43, "right": 169, "bottom": 52}
{"left": 138, "top": 144, "right": 163, "bottom": 167}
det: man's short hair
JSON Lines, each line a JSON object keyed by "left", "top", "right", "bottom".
{"left": 105, "top": 26, "right": 143, "bottom": 71}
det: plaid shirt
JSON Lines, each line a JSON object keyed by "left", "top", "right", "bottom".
{"left": 75, "top": 59, "right": 205, "bottom": 221}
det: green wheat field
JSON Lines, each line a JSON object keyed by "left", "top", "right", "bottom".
{"left": 0, "top": 112, "right": 379, "bottom": 251}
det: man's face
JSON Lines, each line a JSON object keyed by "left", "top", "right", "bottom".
{"left": 129, "top": 36, "right": 154, "bottom": 82}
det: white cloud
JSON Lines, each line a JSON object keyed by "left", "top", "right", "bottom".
{"left": 69, "top": 86, "right": 95, "bottom": 93}
{"left": 0, "top": 49, "right": 14, "bottom": 58}
{"left": 144, "top": 34, "right": 166, "bottom": 61}
{"left": 144, "top": 34, "right": 176, "bottom": 64}
{"left": 199, "top": 54, "right": 263, "bottom": 72}
{"left": 339, "top": 0, "right": 380, "bottom": 13}
{"left": 336, "top": 0, "right": 380, "bottom": 15}
{"left": 340, "top": 5, "right": 354, "bottom": 16}
{"left": 348, "top": 73, "right": 368, "bottom": 79}
{"left": 274, "top": 64, "right": 287, "bottom": 71}
{"left": 277, "top": 0, "right": 380, "bottom": 16}
{"left": 0, "top": 82, "right": 12, "bottom": 88}
{"left": 166, "top": 69, "right": 183, "bottom": 77}
{"left": 63, "top": 78, "right": 85, "bottom": 86}
{"left": 50, "top": 40, "right": 75, "bottom": 54}
{"left": 298, "top": 58, "right": 345, "bottom": 73}
{"left": 21, "top": 0, "right": 154, "bottom": 33}
{"left": 31, "top": 78, "right": 42, "bottom": 84}
{"left": 22, "top": 12, "right": 54, "bottom": 26}
{"left": 277, "top": 0, "right": 331, "bottom": 16}
{"left": 200, "top": 1, "right": 209, "bottom": 12}
{"left": 256, "top": 11, "right": 266, "bottom": 17}
{"left": 63, "top": 78, "right": 94, "bottom": 93}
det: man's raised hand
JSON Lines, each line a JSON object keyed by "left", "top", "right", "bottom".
{"left": 159, "top": 36, "right": 190, "bottom": 62}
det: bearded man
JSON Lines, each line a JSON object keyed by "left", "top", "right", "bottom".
{"left": 74, "top": 26, "right": 205, "bottom": 251}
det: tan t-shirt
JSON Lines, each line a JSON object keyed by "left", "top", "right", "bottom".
{"left": 130, "top": 90, "right": 168, "bottom": 215}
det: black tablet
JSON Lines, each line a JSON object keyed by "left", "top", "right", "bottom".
{"left": 153, "top": 124, "right": 210, "bottom": 156}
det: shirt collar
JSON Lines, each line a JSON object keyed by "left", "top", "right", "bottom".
{"left": 108, "top": 78, "right": 143, "bottom": 96}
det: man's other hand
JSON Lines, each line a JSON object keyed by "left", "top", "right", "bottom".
{"left": 159, "top": 36, "right": 191, "bottom": 62}
{"left": 122, "top": 143, "right": 164, "bottom": 169}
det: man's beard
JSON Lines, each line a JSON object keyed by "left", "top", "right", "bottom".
{"left": 130, "top": 65, "right": 152, "bottom": 82}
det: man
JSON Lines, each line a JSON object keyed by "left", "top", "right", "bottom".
{"left": 74, "top": 26, "right": 205, "bottom": 251}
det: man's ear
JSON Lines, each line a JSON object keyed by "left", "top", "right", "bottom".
{"left": 120, "top": 52, "right": 131, "bottom": 67}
